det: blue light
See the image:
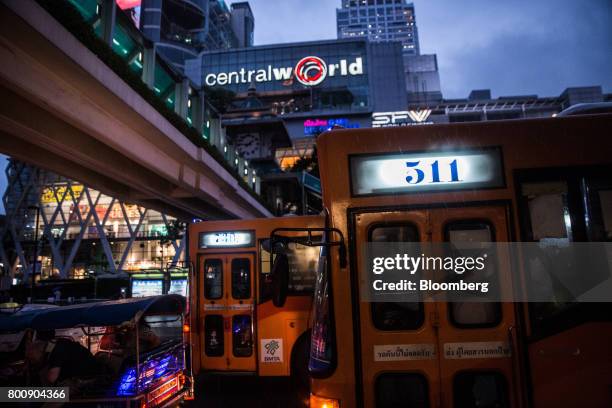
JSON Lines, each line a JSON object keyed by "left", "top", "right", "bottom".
{"left": 117, "top": 368, "right": 137, "bottom": 396}
{"left": 116, "top": 350, "right": 184, "bottom": 396}
{"left": 303, "top": 118, "right": 360, "bottom": 135}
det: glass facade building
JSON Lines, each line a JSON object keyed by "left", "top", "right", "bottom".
{"left": 337, "top": 0, "right": 419, "bottom": 55}
{"left": 337, "top": 0, "right": 443, "bottom": 102}
{"left": 230, "top": 2, "right": 255, "bottom": 48}
{"left": 140, "top": 0, "right": 241, "bottom": 71}
{"left": 0, "top": 160, "right": 186, "bottom": 282}
{"left": 187, "top": 39, "right": 407, "bottom": 119}
{"left": 195, "top": 40, "right": 370, "bottom": 113}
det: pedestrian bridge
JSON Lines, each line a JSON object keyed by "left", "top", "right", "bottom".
{"left": 0, "top": 0, "right": 271, "bottom": 220}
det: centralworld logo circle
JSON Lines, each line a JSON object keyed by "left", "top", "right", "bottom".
{"left": 294, "top": 56, "right": 327, "bottom": 86}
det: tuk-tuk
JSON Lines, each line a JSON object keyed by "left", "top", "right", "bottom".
{"left": 0, "top": 295, "right": 193, "bottom": 407}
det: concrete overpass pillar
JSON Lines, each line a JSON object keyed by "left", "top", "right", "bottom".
{"left": 100, "top": 0, "right": 117, "bottom": 47}
{"left": 141, "top": 44, "right": 156, "bottom": 88}
{"left": 227, "top": 147, "right": 237, "bottom": 169}
{"left": 175, "top": 78, "right": 190, "bottom": 119}
{"left": 238, "top": 157, "right": 246, "bottom": 180}
{"left": 193, "top": 91, "right": 206, "bottom": 137}
{"left": 254, "top": 176, "right": 261, "bottom": 195}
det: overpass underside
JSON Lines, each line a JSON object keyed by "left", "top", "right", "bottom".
{"left": 0, "top": 1, "right": 270, "bottom": 221}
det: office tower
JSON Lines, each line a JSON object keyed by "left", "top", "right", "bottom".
{"left": 337, "top": 0, "right": 442, "bottom": 102}
{"left": 231, "top": 2, "right": 255, "bottom": 48}
{"left": 337, "top": 0, "right": 419, "bottom": 55}
{"left": 140, "top": 0, "right": 242, "bottom": 71}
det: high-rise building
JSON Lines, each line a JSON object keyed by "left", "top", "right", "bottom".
{"left": 337, "top": 0, "right": 442, "bottom": 102}
{"left": 404, "top": 54, "right": 442, "bottom": 102}
{"left": 337, "top": 0, "right": 419, "bottom": 55}
{"left": 231, "top": 2, "right": 255, "bottom": 48}
{"left": 140, "top": 0, "right": 243, "bottom": 71}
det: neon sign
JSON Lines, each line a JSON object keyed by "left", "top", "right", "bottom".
{"left": 304, "top": 118, "right": 360, "bottom": 135}
{"left": 116, "top": 0, "right": 141, "bottom": 10}
{"left": 205, "top": 56, "right": 363, "bottom": 87}
{"left": 372, "top": 109, "right": 433, "bottom": 127}
{"left": 350, "top": 148, "right": 504, "bottom": 196}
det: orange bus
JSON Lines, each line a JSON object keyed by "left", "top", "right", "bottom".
{"left": 268, "top": 114, "right": 612, "bottom": 407}
{"left": 188, "top": 216, "right": 323, "bottom": 388}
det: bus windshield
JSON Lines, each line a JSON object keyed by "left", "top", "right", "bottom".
{"left": 260, "top": 239, "right": 321, "bottom": 301}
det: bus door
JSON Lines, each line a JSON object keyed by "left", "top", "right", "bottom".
{"left": 353, "top": 205, "right": 517, "bottom": 407}
{"left": 429, "top": 206, "right": 517, "bottom": 408}
{"left": 200, "top": 253, "right": 256, "bottom": 372}
{"left": 354, "top": 209, "right": 439, "bottom": 407}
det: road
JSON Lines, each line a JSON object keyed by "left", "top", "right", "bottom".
{"left": 187, "top": 374, "right": 308, "bottom": 408}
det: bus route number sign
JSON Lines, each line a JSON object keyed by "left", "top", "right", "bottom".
{"left": 350, "top": 148, "right": 504, "bottom": 196}
{"left": 199, "top": 231, "right": 254, "bottom": 248}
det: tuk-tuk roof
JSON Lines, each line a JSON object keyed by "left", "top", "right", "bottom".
{"left": 0, "top": 295, "right": 185, "bottom": 332}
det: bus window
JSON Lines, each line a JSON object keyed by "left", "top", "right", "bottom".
{"left": 369, "top": 224, "right": 424, "bottom": 331}
{"left": 204, "top": 259, "right": 223, "bottom": 300}
{"left": 453, "top": 371, "right": 509, "bottom": 408}
{"left": 445, "top": 221, "right": 501, "bottom": 327}
{"left": 259, "top": 239, "right": 320, "bottom": 302}
{"left": 204, "top": 315, "right": 224, "bottom": 357}
{"left": 521, "top": 181, "right": 571, "bottom": 243}
{"left": 287, "top": 243, "right": 319, "bottom": 292}
{"left": 232, "top": 315, "right": 253, "bottom": 357}
{"left": 597, "top": 189, "right": 612, "bottom": 240}
{"left": 231, "top": 258, "right": 251, "bottom": 299}
{"left": 375, "top": 373, "right": 429, "bottom": 408}
{"left": 582, "top": 177, "right": 612, "bottom": 242}
{"left": 521, "top": 181, "right": 579, "bottom": 326}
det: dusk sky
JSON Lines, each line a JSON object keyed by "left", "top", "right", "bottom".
{"left": 244, "top": 0, "right": 612, "bottom": 99}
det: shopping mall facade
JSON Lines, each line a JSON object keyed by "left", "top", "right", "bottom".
{"left": 186, "top": 38, "right": 408, "bottom": 168}
{"left": 0, "top": 160, "right": 186, "bottom": 285}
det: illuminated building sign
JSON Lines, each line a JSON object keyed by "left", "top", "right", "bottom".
{"left": 168, "top": 279, "right": 188, "bottom": 297}
{"left": 372, "top": 109, "right": 433, "bottom": 127}
{"left": 199, "top": 231, "right": 255, "bottom": 248}
{"left": 41, "top": 185, "right": 84, "bottom": 203}
{"left": 350, "top": 148, "right": 504, "bottom": 196}
{"left": 304, "top": 118, "right": 360, "bottom": 135}
{"left": 131, "top": 279, "right": 164, "bottom": 297}
{"left": 205, "top": 56, "right": 364, "bottom": 87}
{"left": 116, "top": 0, "right": 141, "bottom": 10}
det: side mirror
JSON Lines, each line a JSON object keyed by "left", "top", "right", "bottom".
{"left": 271, "top": 252, "right": 289, "bottom": 307}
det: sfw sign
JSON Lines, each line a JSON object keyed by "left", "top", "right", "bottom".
{"left": 205, "top": 56, "right": 364, "bottom": 87}
{"left": 350, "top": 148, "right": 504, "bottom": 196}
{"left": 372, "top": 109, "right": 433, "bottom": 127}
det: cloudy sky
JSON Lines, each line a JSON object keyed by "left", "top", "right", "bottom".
{"left": 243, "top": 0, "right": 612, "bottom": 98}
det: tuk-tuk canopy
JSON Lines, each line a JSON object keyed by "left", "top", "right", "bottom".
{"left": 0, "top": 295, "right": 185, "bottom": 332}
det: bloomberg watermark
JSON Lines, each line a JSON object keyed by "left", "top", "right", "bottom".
{"left": 362, "top": 242, "right": 612, "bottom": 303}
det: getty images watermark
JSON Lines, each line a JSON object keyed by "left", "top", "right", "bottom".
{"left": 362, "top": 242, "right": 612, "bottom": 303}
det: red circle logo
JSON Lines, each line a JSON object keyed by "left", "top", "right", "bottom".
{"left": 294, "top": 56, "right": 327, "bottom": 86}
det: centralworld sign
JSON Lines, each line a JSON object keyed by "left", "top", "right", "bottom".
{"left": 204, "top": 56, "right": 364, "bottom": 87}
